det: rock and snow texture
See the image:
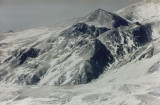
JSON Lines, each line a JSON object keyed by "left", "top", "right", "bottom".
{"left": 117, "top": 0, "right": 160, "bottom": 39}
{"left": 0, "top": 13, "right": 152, "bottom": 86}
{"left": 1, "top": 50, "right": 160, "bottom": 105}
{"left": 77, "top": 8, "right": 129, "bottom": 29}
{"left": 117, "top": 0, "right": 160, "bottom": 23}
{"left": 0, "top": 0, "right": 160, "bottom": 105}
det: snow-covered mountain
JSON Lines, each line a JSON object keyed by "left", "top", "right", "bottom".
{"left": 117, "top": 0, "right": 160, "bottom": 23}
{"left": 1, "top": 0, "right": 160, "bottom": 105}
{"left": 0, "top": 9, "right": 152, "bottom": 86}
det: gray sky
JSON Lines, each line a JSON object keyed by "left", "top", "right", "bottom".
{"left": 0, "top": 0, "right": 142, "bottom": 32}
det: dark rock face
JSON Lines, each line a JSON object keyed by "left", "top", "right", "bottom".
{"left": 26, "top": 75, "right": 40, "bottom": 85}
{"left": 72, "top": 39, "right": 114, "bottom": 84}
{"left": 26, "top": 68, "right": 48, "bottom": 85}
{"left": 132, "top": 24, "right": 152, "bottom": 45}
{"left": 61, "top": 23, "right": 109, "bottom": 38}
{"left": 98, "top": 23, "right": 152, "bottom": 64}
{"left": 19, "top": 48, "right": 39, "bottom": 64}
{"left": 116, "top": 45, "right": 125, "bottom": 56}
{"left": 88, "top": 40, "right": 114, "bottom": 81}
{"left": 111, "top": 13, "right": 129, "bottom": 28}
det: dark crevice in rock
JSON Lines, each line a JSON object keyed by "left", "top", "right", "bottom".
{"left": 116, "top": 45, "right": 125, "bottom": 56}
{"left": 19, "top": 48, "right": 39, "bottom": 64}
{"left": 132, "top": 24, "right": 152, "bottom": 46}
{"left": 4, "top": 56, "right": 12, "bottom": 63}
{"left": 26, "top": 75, "right": 40, "bottom": 85}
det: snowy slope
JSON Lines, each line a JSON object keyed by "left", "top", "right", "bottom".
{"left": 1, "top": 51, "right": 160, "bottom": 105}
{"left": 118, "top": 0, "right": 160, "bottom": 40}
{"left": 117, "top": 0, "right": 160, "bottom": 23}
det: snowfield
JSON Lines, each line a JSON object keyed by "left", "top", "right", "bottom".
{"left": 1, "top": 53, "right": 160, "bottom": 105}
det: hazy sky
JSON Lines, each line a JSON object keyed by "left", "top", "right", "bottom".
{"left": 0, "top": 0, "right": 142, "bottom": 32}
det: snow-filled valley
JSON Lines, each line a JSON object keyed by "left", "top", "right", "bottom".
{"left": 1, "top": 0, "right": 160, "bottom": 105}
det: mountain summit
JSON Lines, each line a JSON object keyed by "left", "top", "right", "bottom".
{"left": 78, "top": 8, "right": 129, "bottom": 29}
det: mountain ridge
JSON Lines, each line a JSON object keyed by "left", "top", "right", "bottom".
{"left": 0, "top": 7, "right": 153, "bottom": 86}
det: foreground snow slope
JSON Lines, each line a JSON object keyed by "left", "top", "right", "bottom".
{"left": 1, "top": 51, "right": 160, "bottom": 105}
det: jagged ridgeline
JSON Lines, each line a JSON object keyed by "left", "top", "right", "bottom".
{"left": 0, "top": 8, "right": 153, "bottom": 85}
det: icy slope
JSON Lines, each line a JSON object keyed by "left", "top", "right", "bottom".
{"left": 117, "top": 0, "right": 160, "bottom": 24}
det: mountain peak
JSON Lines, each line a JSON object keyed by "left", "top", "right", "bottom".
{"left": 78, "top": 8, "right": 129, "bottom": 29}
{"left": 94, "top": 8, "right": 106, "bottom": 13}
